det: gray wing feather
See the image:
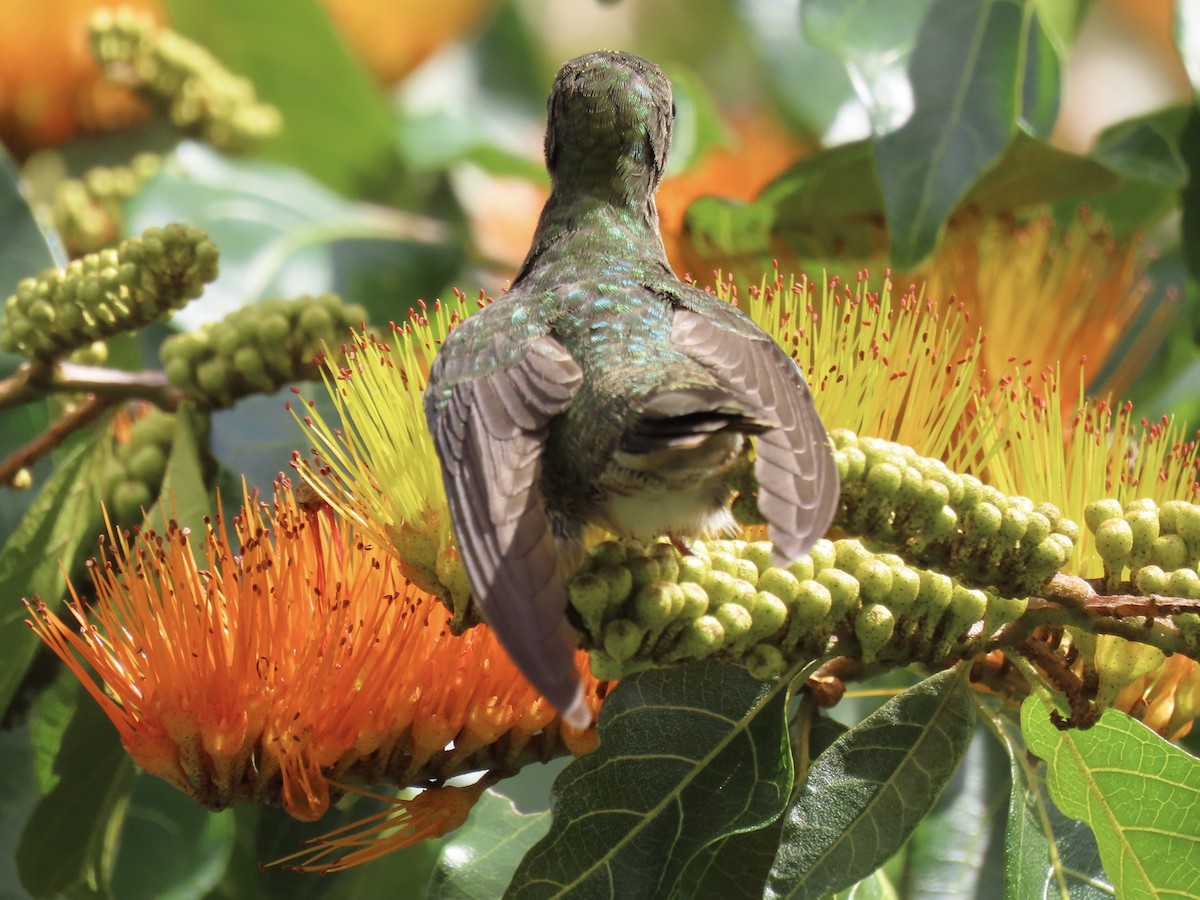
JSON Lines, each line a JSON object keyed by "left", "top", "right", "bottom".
{"left": 426, "top": 334, "right": 588, "bottom": 725}
{"left": 671, "top": 306, "right": 839, "bottom": 566}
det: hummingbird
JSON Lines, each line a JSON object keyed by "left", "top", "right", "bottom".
{"left": 424, "top": 50, "right": 838, "bottom": 729}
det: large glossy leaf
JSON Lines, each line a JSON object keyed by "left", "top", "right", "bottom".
{"left": 1017, "top": 6, "right": 1061, "bottom": 139}
{"left": 874, "top": 0, "right": 1024, "bottom": 268}
{"left": 163, "top": 0, "right": 400, "bottom": 198}
{"left": 0, "top": 436, "right": 108, "bottom": 717}
{"left": 995, "top": 714, "right": 1110, "bottom": 900}
{"left": 17, "top": 682, "right": 136, "bottom": 898}
{"left": 1022, "top": 695, "right": 1200, "bottom": 900}
{"left": 125, "top": 143, "right": 461, "bottom": 330}
{"left": 899, "top": 728, "right": 1009, "bottom": 898}
{"left": 507, "top": 660, "right": 796, "bottom": 899}
{"left": 430, "top": 790, "right": 551, "bottom": 899}
{"left": 802, "top": 0, "right": 935, "bottom": 135}
{"left": 766, "top": 668, "right": 976, "bottom": 899}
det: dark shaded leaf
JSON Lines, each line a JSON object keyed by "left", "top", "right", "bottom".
{"left": 430, "top": 790, "right": 550, "bottom": 899}
{"left": 0, "top": 437, "right": 108, "bottom": 717}
{"left": 17, "top": 682, "right": 135, "bottom": 898}
{"left": 766, "top": 668, "right": 976, "bottom": 899}
{"left": 875, "top": 0, "right": 1023, "bottom": 268}
{"left": 507, "top": 660, "right": 795, "bottom": 899}
{"left": 1018, "top": 8, "right": 1061, "bottom": 138}
{"left": 1022, "top": 695, "right": 1200, "bottom": 899}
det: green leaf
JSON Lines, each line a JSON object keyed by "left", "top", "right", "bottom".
{"left": 0, "top": 437, "right": 108, "bottom": 717}
{"left": 1022, "top": 695, "right": 1200, "bottom": 900}
{"left": 735, "top": 0, "right": 860, "bottom": 138}
{"left": 875, "top": 0, "right": 1023, "bottom": 268}
{"left": 507, "top": 660, "right": 796, "bottom": 899}
{"left": 1018, "top": 7, "right": 1062, "bottom": 138}
{"left": 110, "top": 774, "right": 235, "bottom": 900}
{"left": 163, "top": 0, "right": 400, "bottom": 197}
{"left": 664, "top": 65, "right": 730, "bottom": 175}
{"left": 144, "top": 402, "right": 212, "bottom": 539}
{"left": 962, "top": 129, "right": 1118, "bottom": 213}
{"left": 0, "top": 719, "right": 41, "bottom": 893}
{"left": 1032, "top": 0, "right": 1090, "bottom": 58}
{"left": 29, "top": 663, "right": 83, "bottom": 795}
{"left": 803, "top": 0, "right": 936, "bottom": 134}
{"left": 0, "top": 146, "right": 66, "bottom": 288}
{"left": 900, "top": 729, "right": 1009, "bottom": 898}
{"left": 766, "top": 668, "right": 977, "bottom": 899}
{"left": 1179, "top": 108, "right": 1200, "bottom": 282}
{"left": 995, "top": 714, "right": 1111, "bottom": 900}
{"left": 828, "top": 870, "right": 899, "bottom": 900}
{"left": 126, "top": 143, "right": 462, "bottom": 330}
{"left": 17, "top": 681, "right": 136, "bottom": 898}
{"left": 673, "top": 817, "right": 785, "bottom": 900}
{"left": 429, "top": 790, "right": 551, "bottom": 899}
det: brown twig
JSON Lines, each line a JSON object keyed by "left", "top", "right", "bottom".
{"left": 0, "top": 361, "right": 184, "bottom": 411}
{"left": 0, "top": 394, "right": 114, "bottom": 485}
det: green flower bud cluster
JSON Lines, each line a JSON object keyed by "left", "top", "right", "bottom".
{"left": 568, "top": 535, "right": 1024, "bottom": 681}
{"left": 1085, "top": 498, "right": 1200, "bottom": 598}
{"left": 103, "top": 408, "right": 195, "bottom": 523}
{"left": 52, "top": 154, "right": 162, "bottom": 258}
{"left": 828, "top": 429, "right": 1078, "bottom": 595}
{"left": 160, "top": 294, "right": 368, "bottom": 408}
{"left": 1, "top": 224, "right": 218, "bottom": 361}
{"left": 90, "top": 9, "right": 281, "bottom": 152}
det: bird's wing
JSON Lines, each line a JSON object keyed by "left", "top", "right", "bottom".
{"left": 670, "top": 304, "right": 839, "bottom": 566}
{"left": 425, "top": 331, "right": 588, "bottom": 726}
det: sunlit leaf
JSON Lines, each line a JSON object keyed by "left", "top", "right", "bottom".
{"left": 430, "top": 790, "right": 550, "bottom": 899}
{"left": 1022, "top": 694, "right": 1200, "bottom": 899}
{"left": 766, "top": 668, "right": 976, "bottom": 899}
{"left": 126, "top": 143, "right": 461, "bottom": 330}
{"left": 803, "top": 0, "right": 935, "bottom": 135}
{"left": 508, "top": 660, "right": 796, "bottom": 899}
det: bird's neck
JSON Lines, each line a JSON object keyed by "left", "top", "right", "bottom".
{"left": 513, "top": 187, "right": 670, "bottom": 286}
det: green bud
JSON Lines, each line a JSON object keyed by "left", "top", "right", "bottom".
{"left": 1177, "top": 504, "right": 1200, "bottom": 546}
{"left": 886, "top": 565, "right": 921, "bottom": 620}
{"left": 627, "top": 555, "right": 661, "bottom": 590}
{"left": 786, "top": 580, "right": 833, "bottom": 645}
{"left": 816, "top": 568, "right": 860, "bottom": 620}
{"left": 1134, "top": 565, "right": 1168, "bottom": 596}
{"left": 745, "top": 644, "right": 786, "bottom": 680}
{"left": 588, "top": 651, "right": 626, "bottom": 681}
{"left": 855, "top": 603, "right": 895, "bottom": 664}
{"left": 756, "top": 568, "right": 800, "bottom": 605}
{"left": 569, "top": 572, "right": 615, "bottom": 634}
{"left": 967, "top": 502, "right": 1003, "bottom": 542}
{"left": 746, "top": 591, "right": 788, "bottom": 643}
{"left": 1126, "top": 510, "right": 1159, "bottom": 558}
{"left": 787, "top": 555, "right": 814, "bottom": 582}
{"left": 1152, "top": 534, "right": 1189, "bottom": 572}
{"left": 865, "top": 462, "right": 903, "bottom": 502}
{"left": 1126, "top": 497, "right": 1158, "bottom": 515}
{"left": 677, "top": 581, "right": 711, "bottom": 620}
{"left": 1024, "top": 512, "right": 1052, "bottom": 546}
{"left": 854, "top": 558, "right": 893, "bottom": 604}
{"left": 739, "top": 541, "right": 773, "bottom": 576}
{"left": 126, "top": 444, "right": 167, "bottom": 485}
{"left": 702, "top": 570, "right": 737, "bottom": 607}
{"left": 677, "top": 555, "right": 709, "bottom": 583}
{"left": 983, "top": 594, "right": 1028, "bottom": 633}
{"left": 834, "top": 539, "right": 871, "bottom": 573}
{"left": 1096, "top": 517, "right": 1134, "bottom": 566}
{"left": 668, "top": 615, "right": 725, "bottom": 661}
{"left": 709, "top": 552, "right": 739, "bottom": 576}
{"left": 632, "top": 582, "right": 683, "bottom": 636}
{"left": 597, "top": 565, "right": 633, "bottom": 608}
{"left": 602, "top": 619, "right": 644, "bottom": 661}
{"left": 999, "top": 506, "right": 1029, "bottom": 544}
{"left": 714, "top": 602, "right": 753, "bottom": 646}
{"left": 1167, "top": 568, "right": 1200, "bottom": 599}
{"left": 111, "top": 479, "right": 153, "bottom": 523}
{"left": 809, "top": 539, "right": 836, "bottom": 572}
